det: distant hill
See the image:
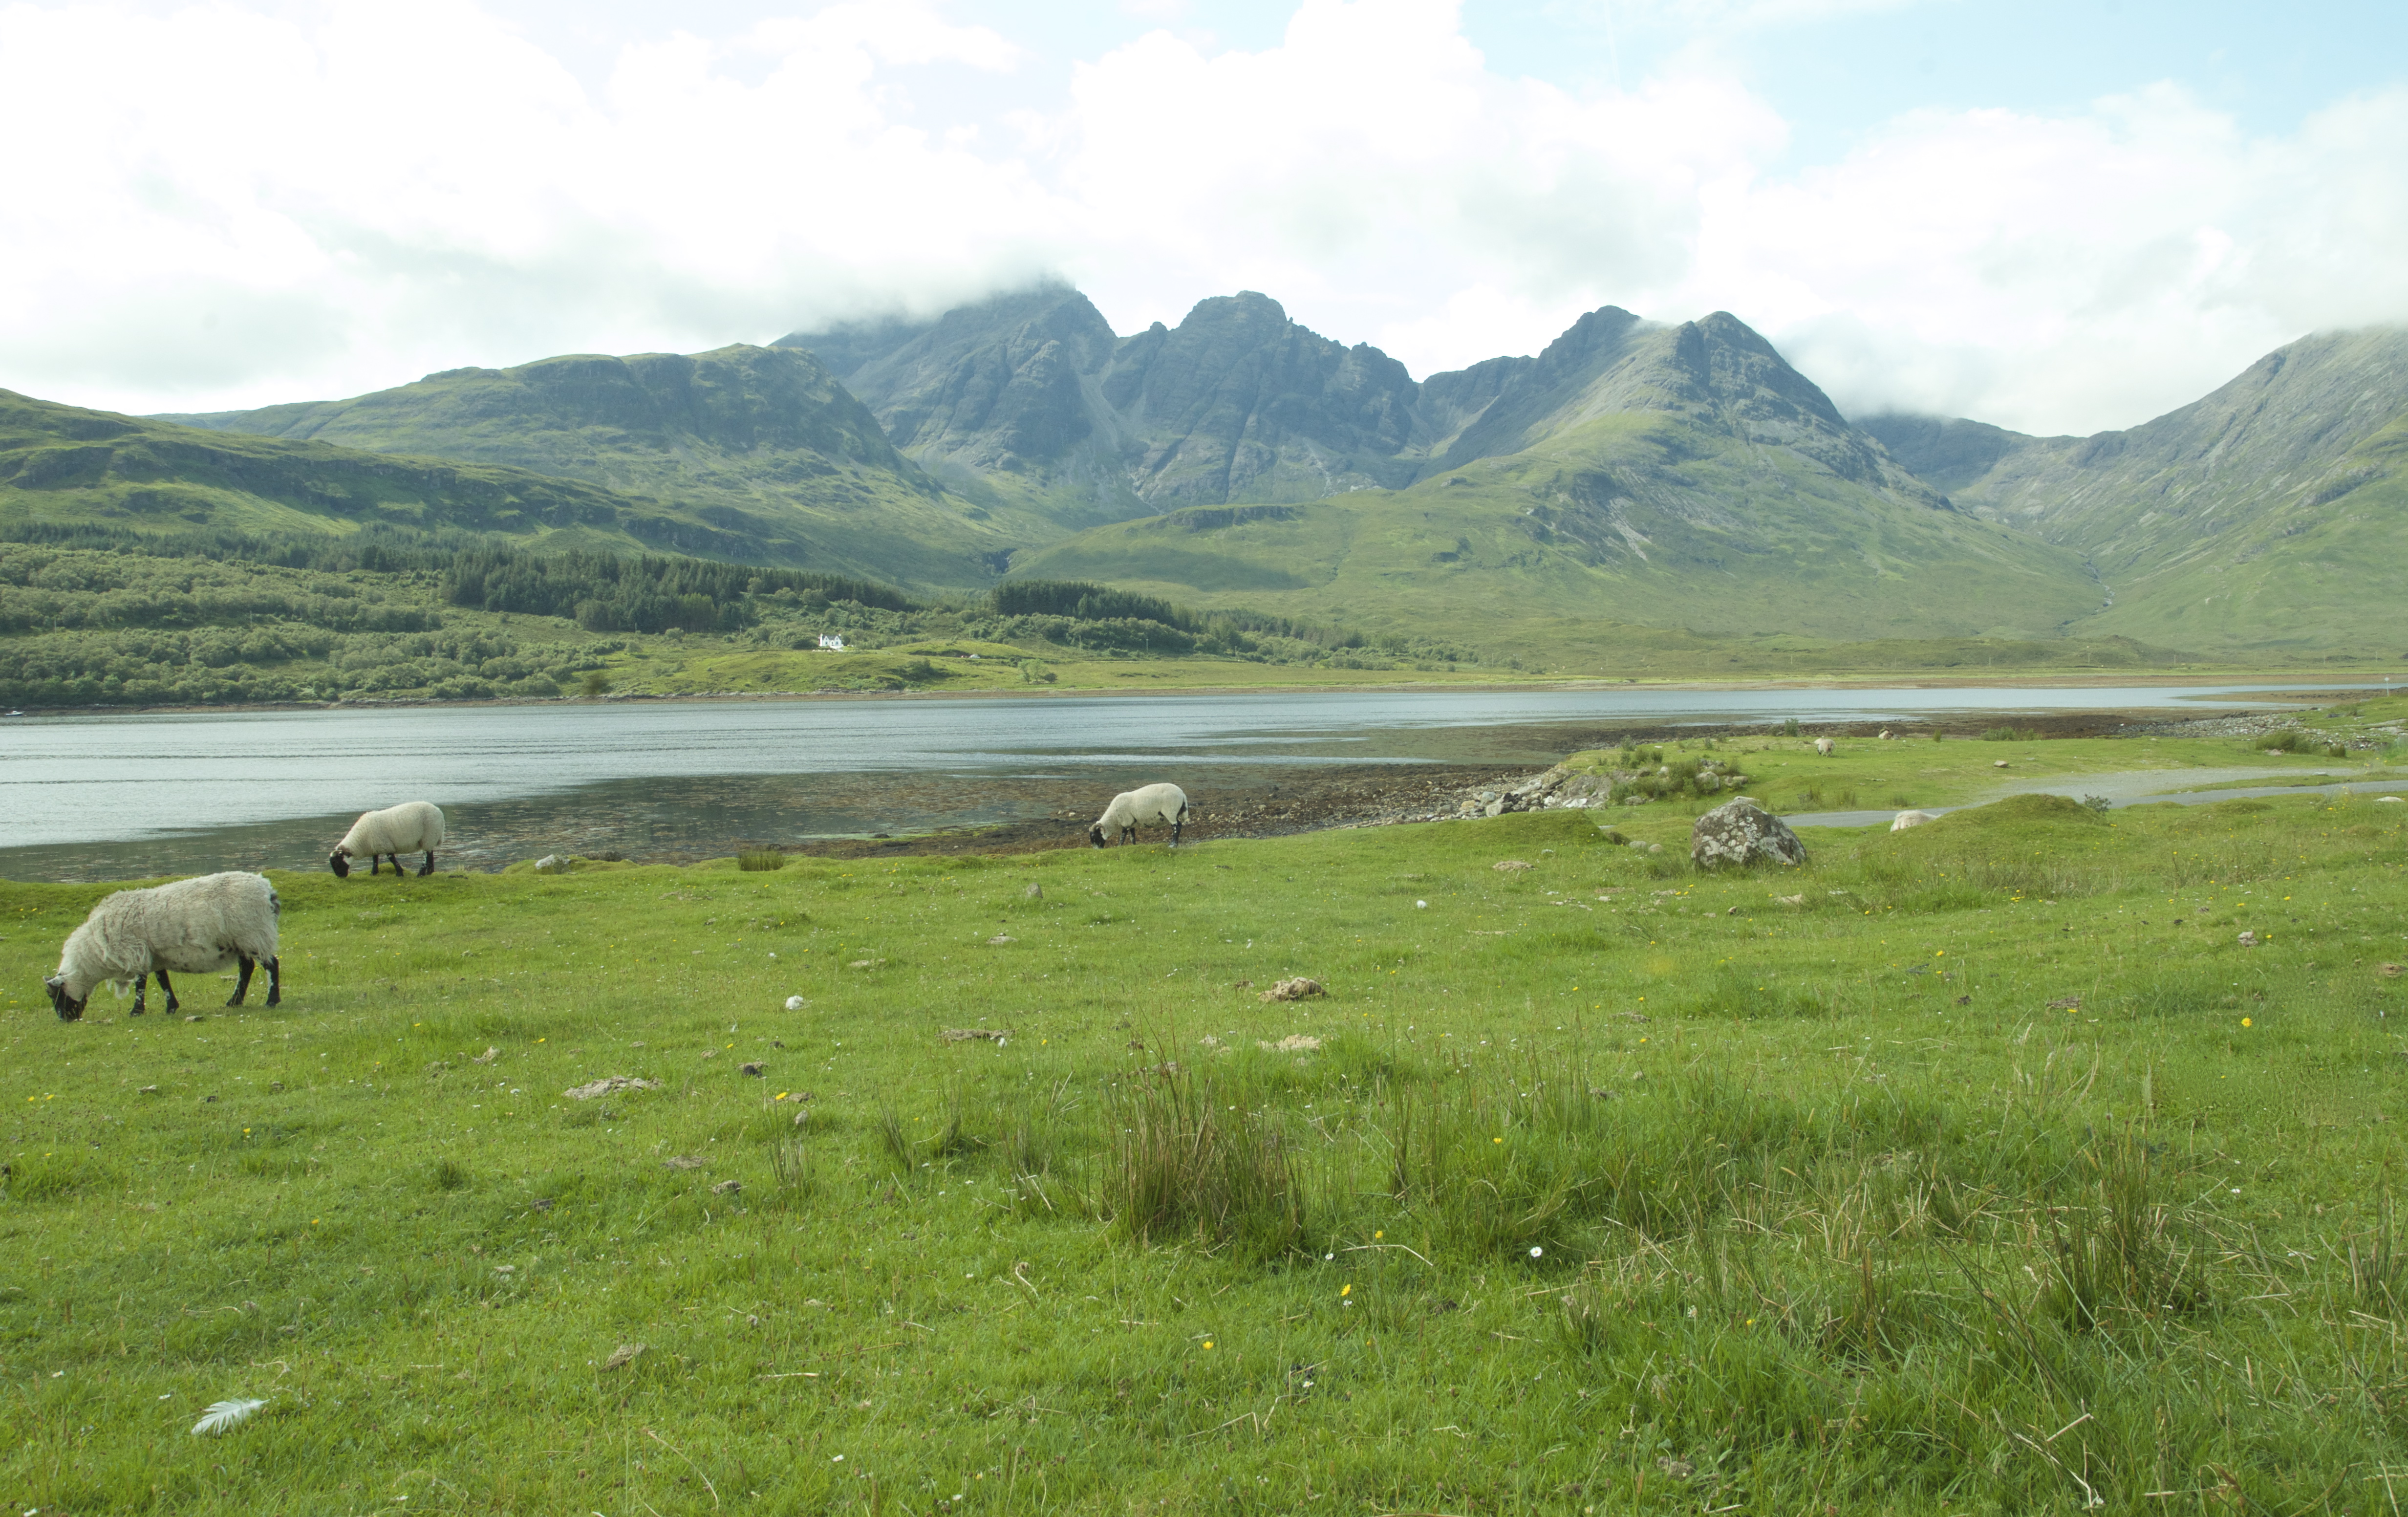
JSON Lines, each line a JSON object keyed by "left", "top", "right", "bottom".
{"left": 155, "top": 344, "right": 1017, "bottom": 590}
{"left": 1861, "top": 327, "right": 2408, "bottom": 650}
{"left": 1008, "top": 309, "right": 2103, "bottom": 649}
{"left": 0, "top": 388, "right": 772, "bottom": 559}
{"left": 780, "top": 285, "right": 1426, "bottom": 524}
{"left": 781, "top": 289, "right": 2108, "bottom": 645}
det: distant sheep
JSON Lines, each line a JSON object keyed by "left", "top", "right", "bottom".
{"left": 1090, "top": 783, "right": 1189, "bottom": 847}
{"left": 1813, "top": 737, "right": 1835, "bottom": 756}
{"left": 44, "top": 871, "right": 281, "bottom": 1020}
{"left": 331, "top": 801, "right": 446, "bottom": 878}
{"left": 1890, "top": 810, "right": 1935, "bottom": 832}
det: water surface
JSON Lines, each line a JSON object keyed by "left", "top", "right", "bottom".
{"left": 0, "top": 682, "right": 2370, "bottom": 881}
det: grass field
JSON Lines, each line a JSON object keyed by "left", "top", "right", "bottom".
{"left": 6, "top": 743, "right": 2408, "bottom": 1514}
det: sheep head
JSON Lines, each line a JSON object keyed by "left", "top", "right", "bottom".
{"left": 44, "top": 974, "right": 86, "bottom": 1021}
{"left": 1088, "top": 824, "right": 1107, "bottom": 848}
{"left": 328, "top": 849, "right": 351, "bottom": 878}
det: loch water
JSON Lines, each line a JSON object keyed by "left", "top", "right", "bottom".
{"left": 0, "top": 682, "right": 2373, "bottom": 882}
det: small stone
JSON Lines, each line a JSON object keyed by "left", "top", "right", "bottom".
{"left": 784, "top": 996, "right": 807, "bottom": 1011}
{"left": 711, "top": 1179, "right": 742, "bottom": 1196}
{"left": 2237, "top": 931, "right": 2259, "bottom": 947}
{"left": 1023, "top": 882, "right": 1044, "bottom": 899}
{"left": 1260, "top": 976, "right": 1326, "bottom": 1003}
{"left": 740, "top": 1062, "right": 764, "bottom": 1076}
{"left": 601, "top": 1343, "right": 645, "bottom": 1371}
{"left": 137, "top": 1085, "right": 159, "bottom": 1096}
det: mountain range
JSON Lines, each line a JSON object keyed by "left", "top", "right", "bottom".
{"left": 5, "top": 281, "right": 2401, "bottom": 655}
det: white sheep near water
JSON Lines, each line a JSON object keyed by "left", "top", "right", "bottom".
{"left": 1891, "top": 810, "right": 1935, "bottom": 832}
{"left": 44, "top": 871, "right": 281, "bottom": 1020}
{"left": 1090, "top": 783, "right": 1190, "bottom": 847}
{"left": 1813, "top": 737, "right": 1836, "bottom": 756}
{"left": 330, "top": 801, "right": 446, "bottom": 878}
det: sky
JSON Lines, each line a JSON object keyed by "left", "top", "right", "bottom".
{"left": 3, "top": 0, "right": 2405, "bottom": 434}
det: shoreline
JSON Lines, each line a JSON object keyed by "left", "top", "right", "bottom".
{"left": 0, "top": 672, "right": 2385, "bottom": 720}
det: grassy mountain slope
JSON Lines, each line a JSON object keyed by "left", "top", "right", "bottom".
{"left": 1862, "top": 327, "right": 2408, "bottom": 650}
{"left": 0, "top": 389, "right": 754, "bottom": 559}
{"left": 157, "top": 344, "right": 1017, "bottom": 590}
{"left": 1016, "top": 411, "right": 2102, "bottom": 655}
{"left": 1014, "top": 312, "right": 2103, "bottom": 653}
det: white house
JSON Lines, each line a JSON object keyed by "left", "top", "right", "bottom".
{"left": 817, "top": 633, "right": 846, "bottom": 651}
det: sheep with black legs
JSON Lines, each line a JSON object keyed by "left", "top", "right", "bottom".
{"left": 1090, "top": 783, "right": 1189, "bottom": 847}
{"left": 330, "top": 801, "right": 446, "bottom": 878}
{"left": 44, "top": 871, "right": 282, "bottom": 1021}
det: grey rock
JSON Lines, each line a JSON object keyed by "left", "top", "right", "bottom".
{"left": 1690, "top": 799, "right": 1808, "bottom": 869}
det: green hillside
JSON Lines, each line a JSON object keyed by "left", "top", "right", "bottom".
{"left": 1013, "top": 408, "right": 2106, "bottom": 656}
{"left": 156, "top": 344, "right": 1022, "bottom": 590}
{"left": 1864, "top": 327, "right": 2408, "bottom": 652}
{"left": 0, "top": 389, "right": 714, "bottom": 556}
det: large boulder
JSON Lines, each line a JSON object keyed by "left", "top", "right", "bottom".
{"left": 1690, "top": 799, "right": 1807, "bottom": 869}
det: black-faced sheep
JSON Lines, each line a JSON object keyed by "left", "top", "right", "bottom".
{"left": 44, "top": 871, "right": 281, "bottom": 1020}
{"left": 330, "top": 801, "right": 446, "bottom": 878}
{"left": 1090, "top": 783, "right": 1189, "bottom": 847}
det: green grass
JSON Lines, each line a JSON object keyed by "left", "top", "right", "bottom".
{"left": 5, "top": 766, "right": 2408, "bottom": 1512}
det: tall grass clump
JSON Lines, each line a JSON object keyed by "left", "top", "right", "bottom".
{"left": 736, "top": 849, "right": 788, "bottom": 871}
{"left": 1105, "top": 1065, "right": 1304, "bottom": 1258}
{"left": 2040, "top": 1129, "right": 2209, "bottom": 1331}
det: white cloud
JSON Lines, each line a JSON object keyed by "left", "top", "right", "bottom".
{"left": 1698, "top": 84, "right": 2408, "bottom": 431}
{"left": 2, "top": 0, "right": 2404, "bottom": 434}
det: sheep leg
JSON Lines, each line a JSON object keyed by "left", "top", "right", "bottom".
{"left": 417, "top": 849, "right": 436, "bottom": 877}
{"left": 228, "top": 957, "right": 253, "bottom": 1007}
{"left": 263, "top": 955, "right": 281, "bottom": 1008}
{"left": 366, "top": 852, "right": 383, "bottom": 876}
{"left": 130, "top": 976, "right": 147, "bottom": 1016}
{"left": 1170, "top": 808, "right": 1184, "bottom": 846}
{"left": 156, "top": 970, "right": 180, "bottom": 1015}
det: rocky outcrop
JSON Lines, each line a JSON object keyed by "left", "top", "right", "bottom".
{"left": 1690, "top": 799, "right": 1808, "bottom": 869}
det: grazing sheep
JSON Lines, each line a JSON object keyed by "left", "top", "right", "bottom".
{"left": 44, "top": 871, "right": 281, "bottom": 1020}
{"left": 330, "top": 801, "right": 446, "bottom": 878}
{"left": 1813, "top": 737, "right": 1835, "bottom": 756}
{"left": 1890, "top": 809, "right": 1935, "bottom": 831}
{"left": 1090, "top": 783, "right": 1189, "bottom": 847}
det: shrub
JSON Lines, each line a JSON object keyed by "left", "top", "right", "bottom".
{"left": 737, "top": 850, "right": 788, "bottom": 871}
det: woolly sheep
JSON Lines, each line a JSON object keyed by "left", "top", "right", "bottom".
{"left": 330, "top": 801, "right": 446, "bottom": 878}
{"left": 1813, "top": 737, "right": 1835, "bottom": 756}
{"left": 44, "top": 871, "right": 281, "bottom": 1020}
{"left": 1890, "top": 809, "right": 1935, "bottom": 832}
{"left": 1090, "top": 783, "right": 1189, "bottom": 848}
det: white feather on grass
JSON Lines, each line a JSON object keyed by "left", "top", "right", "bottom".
{"left": 192, "top": 1398, "right": 266, "bottom": 1435}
